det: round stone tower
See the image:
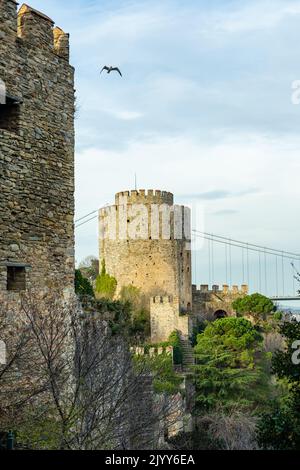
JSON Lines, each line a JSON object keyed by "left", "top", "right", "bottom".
{"left": 99, "top": 189, "right": 192, "bottom": 311}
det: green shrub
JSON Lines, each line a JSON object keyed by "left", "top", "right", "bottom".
{"left": 169, "top": 330, "right": 183, "bottom": 365}
{"left": 95, "top": 260, "right": 117, "bottom": 300}
{"left": 194, "top": 317, "right": 270, "bottom": 412}
{"left": 75, "top": 269, "right": 94, "bottom": 300}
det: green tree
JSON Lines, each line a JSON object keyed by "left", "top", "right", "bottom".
{"left": 95, "top": 260, "right": 117, "bottom": 300}
{"left": 194, "top": 317, "right": 269, "bottom": 412}
{"left": 119, "top": 285, "right": 150, "bottom": 340}
{"left": 75, "top": 269, "right": 94, "bottom": 300}
{"left": 232, "top": 293, "right": 276, "bottom": 323}
{"left": 257, "top": 321, "right": 300, "bottom": 449}
{"left": 78, "top": 256, "right": 99, "bottom": 285}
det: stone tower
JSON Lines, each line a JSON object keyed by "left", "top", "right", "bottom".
{"left": 0, "top": 1, "right": 75, "bottom": 299}
{"left": 99, "top": 190, "right": 192, "bottom": 313}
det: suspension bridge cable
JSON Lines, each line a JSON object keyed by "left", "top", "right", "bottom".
{"left": 75, "top": 210, "right": 98, "bottom": 224}
{"left": 208, "top": 238, "right": 211, "bottom": 286}
{"left": 242, "top": 248, "right": 245, "bottom": 283}
{"left": 292, "top": 260, "right": 295, "bottom": 294}
{"left": 192, "top": 232, "right": 300, "bottom": 261}
{"left": 229, "top": 240, "right": 232, "bottom": 286}
{"left": 259, "top": 252, "right": 262, "bottom": 292}
{"left": 275, "top": 256, "right": 279, "bottom": 297}
{"left": 211, "top": 234, "right": 215, "bottom": 283}
{"left": 225, "top": 244, "right": 228, "bottom": 284}
{"left": 264, "top": 249, "right": 268, "bottom": 296}
{"left": 192, "top": 230, "right": 300, "bottom": 258}
{"left": 246, "top": 244, "right": 250, "bottom": 287}
{"left": 282, "top": 252, "right": 285, "bottom": 296}
{"left": 75, "top": 215, "right": 98, "bottom": 229}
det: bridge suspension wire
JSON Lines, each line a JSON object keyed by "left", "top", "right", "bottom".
{"left": 192, "top": 231, "right": 300, "bottom": 261}
{"left": 192, "top": 230, "right": 300, "bottom": 259}
{"left": 211, "top": 235, "right": 215, "bottom": 283}
{"left": 225, "top": 244, "right": 228, "bottom": 284}
{"left": 292, "top": 260, "right": 295, "bottom": 294}
{"left": 246, "top": 244, "right": 250, "bottom": 287}
{"left": 242, "top": 248, "right": 245, "bottom": 284}
{"left": 275, "top": 256, "right": 279, "bottom": 297}
{"left": 208, "top": 238, "right": 212, "bottom": 286}
{"left": 258, "top": 252, "right": 262, "bottom": 292}
{"left": 229, "top": 240, "right": 232, "bottom": 286}
{"left": 193, "top": 234, "right": 197, "bottom": 284}
{"left": 75, "top": 210, "right": 98, "bottom": 224}
{"left": 264, "top": 249, "right": 268, "bottom": 295}
{"left": 282, "top": 253, "right": 285, "bottom": 296}
{"left": 75, "top": 215, "right": 98, "bottom": 229}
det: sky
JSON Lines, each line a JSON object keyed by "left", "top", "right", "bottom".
{"left": 26, "top": 0, "right": 300, "bottom": 302}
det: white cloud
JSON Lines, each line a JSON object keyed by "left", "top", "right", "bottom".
{"left": 75, "top": 132, "right": 300, "bottom": 263}
{"left": 105, "top": 109, "right": 143, "bottom": 120}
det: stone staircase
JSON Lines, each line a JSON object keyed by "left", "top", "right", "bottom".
{"left": 180, "top": 338, "right": 195, "bottom": 371}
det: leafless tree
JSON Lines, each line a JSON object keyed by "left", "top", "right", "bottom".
{"left": 196, "top": 408, "right": 258, "bottom": 450}
{"left": 0, "top": 290, "right": 185, "bottom": 450}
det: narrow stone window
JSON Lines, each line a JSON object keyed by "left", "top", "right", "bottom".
{"left": 7, "top": 266, "right": 26, "bottom": 291}
{"left": 0, "top": 96, "right": 21, "bottom": 133}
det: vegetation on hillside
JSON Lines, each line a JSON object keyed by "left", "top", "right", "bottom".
{"left": 95, "top": 260, "right": 117, "bottom": 300}
{"left": 257, "top": 320, "right": 300, "bottom": 449}
{"left": 194, "top": 317, "right": 271, "bottom": 412}
{"left": 232, "top": 293, "right": 276, "bottom": 324}
{"left": 75, "top": 269, "right": 95, "bottom": 300}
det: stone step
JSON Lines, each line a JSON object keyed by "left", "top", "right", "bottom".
{"left": 180, "top": 338, "right": 195, "bottom": 367}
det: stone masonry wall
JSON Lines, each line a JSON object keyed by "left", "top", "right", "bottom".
{"left": 0, "top": 1, "right": 75, "bottom": 301}
{"left": 99, "top": 190, "right": 192, "bottom": 311}
{"left": 150, "top": 296, "right": 190, "bottom": 343}
{"left": 192, "top": 284, "right": 249, "bottom": 321}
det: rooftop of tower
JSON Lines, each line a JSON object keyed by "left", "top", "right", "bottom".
{"left": 115, "top": 190, "right": 174, "bottom": 206}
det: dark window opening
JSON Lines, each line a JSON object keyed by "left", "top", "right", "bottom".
{"left": 0, "top": 96, "right": 21, "bottom": 133}
{"left": 7, "top": 266, "right": 26, "bottom": 291}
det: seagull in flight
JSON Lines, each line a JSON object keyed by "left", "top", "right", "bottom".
{"left": 100, "top": 65, "right": 122, "bottom": 77}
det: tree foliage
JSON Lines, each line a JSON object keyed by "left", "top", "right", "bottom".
{"left": 257, "top": 321, "right": 300, "bottom": 449}
{"left": 95, "top": 260, "right": 117, "bottom": 300}
{"left": 119, "top": 285, "right": 150, "bottom": 341}
{"left": 232, "top": 293, "right": 276, "bottom": 323}
{"left": 75, "top": 269, "right": 95, "bottom": 300}
{"left": 78, "top": 256, "right": 99, "bottom": 284}
{"left": 194, "top": 317, "right": 270, "bottom": 411}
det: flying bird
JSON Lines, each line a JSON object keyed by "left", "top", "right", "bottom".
{"left": 100, "top": 65, "right": 122, "bottom": 77}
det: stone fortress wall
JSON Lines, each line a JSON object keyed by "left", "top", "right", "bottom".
{"left": 150, "top": 295, "right": 190, "bottom": 343}
{"left": 192, "top": 283, "right": 249, "bottom": 321}
{"left": 99, "top": 190, "right": 192, "bottom": 314}
{"left": 0, "top": 1, "right": 75, "bottom": 301}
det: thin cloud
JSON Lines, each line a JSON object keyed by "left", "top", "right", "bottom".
{"left": 179, "top": 188, "right": 260, "bottom": 201}
{"left": 212, "top": 209, "right": 239, "bottom": 216}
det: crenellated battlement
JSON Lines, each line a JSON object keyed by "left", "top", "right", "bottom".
{"left": 0, "top": 2, "right": 70, "bottom": 61}
{"left": 192, "top": 284, "right": 249, "bottom": 295}
{"left": 115, "top": 189, "right": 174, "bottom": 206}
{"left": 130, "top": 345, "right": 173, "bottom": 358}
{"left": 151, "top": 295, "right": 180, "bottom": 305}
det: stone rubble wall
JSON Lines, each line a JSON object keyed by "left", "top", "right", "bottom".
{"left": 150, "top": 295, "right": 191, "bottom": 343}
{"left": 0, "top": 1, "right": 75, "bottom": 300}
{"left": 192, "top": 284, "right": 249, "bottom": 321}
{"left": 99, "top": 190, "right": 192, "bottom": 311}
